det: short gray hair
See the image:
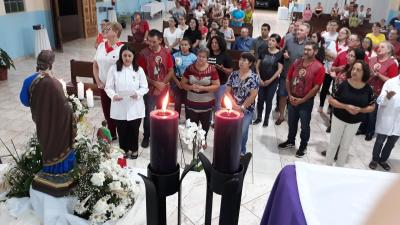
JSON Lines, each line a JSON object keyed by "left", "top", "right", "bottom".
{"left": 380, "top": 41, "right": 395, "bottom": 56}
{"left": 197, "top": 47, "right": 210, "bottom": 57}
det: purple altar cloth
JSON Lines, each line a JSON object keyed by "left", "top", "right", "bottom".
{"left": 260, "top": 165, "right": 307, "bottom": 225}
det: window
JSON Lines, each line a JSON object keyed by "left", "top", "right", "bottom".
{"left": 4, "top": 0, "right": 25, "bottom": 13}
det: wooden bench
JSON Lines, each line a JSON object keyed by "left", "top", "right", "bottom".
{"left": 124, "top": 41, "right": 149, "bottom": 53}
{"left": 226, "top": 49, "right": 243, "bottom": 70}
{"left": 232, "top": 24, "right": 253, "bottom": 37}
{"left": 66, "top": 60, "right": 100, "bottom": 97}
{"left": 292, "top": 12, "right": 372, "bottom": 37}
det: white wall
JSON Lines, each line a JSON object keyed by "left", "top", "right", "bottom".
{"left": 0, "top": 0, "right": 50, "bottom": 16}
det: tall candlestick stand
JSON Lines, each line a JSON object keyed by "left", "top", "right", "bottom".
{"left": 198, "top": 152, "right": 252, "bottom": 225}
{"left": 138, "top": 161, "right": 197, "bottom": 225}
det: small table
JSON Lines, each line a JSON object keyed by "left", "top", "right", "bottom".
{"left": 33, "top": 26, "right": 52, "bottom": 58}
{"left": 141, "top": 1, "right": 164, "bottom": 18}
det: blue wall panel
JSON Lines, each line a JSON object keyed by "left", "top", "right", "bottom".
{"left": 0, "top": 10, "right": 55, "bottom": 59}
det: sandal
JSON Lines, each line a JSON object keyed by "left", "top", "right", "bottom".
{"left": 275, "top": 118, "right": 285, "bottom": 125}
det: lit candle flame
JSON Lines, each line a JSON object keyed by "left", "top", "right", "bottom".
{"left": 224, "top": 96, "right": 232, "bottom": 113}
{"left": 162, "top": 92, "right": 169, "bottom": 112}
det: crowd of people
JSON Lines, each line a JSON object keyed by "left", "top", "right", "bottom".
{"left": 89, "top": 0, "right": 400, "bottom": 171}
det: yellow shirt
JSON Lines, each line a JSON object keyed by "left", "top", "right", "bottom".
{"left": 366, "top": 33, "right": 386, "bottom": 47}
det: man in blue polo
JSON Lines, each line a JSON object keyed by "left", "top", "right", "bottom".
{"left": 232, "top": 27, "right": 254, "bottom": 51}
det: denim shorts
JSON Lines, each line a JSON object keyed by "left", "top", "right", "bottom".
{"left": 278, "top": 75, "right": 288, "bottom": 97}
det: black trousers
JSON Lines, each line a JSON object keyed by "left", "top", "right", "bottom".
{"left": 187, "top": 109, "right": 212, "bottom": 137}
{"left": 116, "top": 119, "right": 142, "bottom": 153}
{"left": 319, "top": 74, "right": 333, "bottom": 108}
{"left": 372, "top": 134, "right": 399, "bottom": 162}
{"left": 256, "top": 80, "right": 279, "bottom": 122}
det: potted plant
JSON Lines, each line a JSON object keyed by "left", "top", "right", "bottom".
{"left": 117, "top": 13, "right": 131, "bottom": 29}
{"left": 0, "top": 48, "right": 15, "bottom": 81}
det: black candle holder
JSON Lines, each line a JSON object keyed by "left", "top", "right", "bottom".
{"left": 138, "top": 162, "right": 196, "bottom": 225}
{"left": 198, "top": 152, "right": 252, "bottom": 225}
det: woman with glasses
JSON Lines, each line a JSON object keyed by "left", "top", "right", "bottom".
{"left": 93, "top": 22, "right": 124, "bottom": 141}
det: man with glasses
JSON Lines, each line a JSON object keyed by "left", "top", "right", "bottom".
{"left": 278, "top": 41, "right": 325, "bottom": 158}
{"left": 251, "top": 23, "right": 270, "bottom": 59}
{"left": 232, "top": 27, "right": 254, "bottom": 51}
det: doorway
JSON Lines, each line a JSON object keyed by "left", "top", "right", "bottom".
{"left": 50, "top": 0, "right": 98, "bottom": 50}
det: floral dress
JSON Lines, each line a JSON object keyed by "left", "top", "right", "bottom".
{"left": 226, "top": 70, "right": 260, "bottom": 112}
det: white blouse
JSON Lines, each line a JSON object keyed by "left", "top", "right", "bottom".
{"left": 105, "top": 65, "right": 149, "bottom": 121}
{"left": 94, "top": 42, "right": 123, "bottom": 83}
{"left": 376, "top": 76, "right": 400, "bottom": 136}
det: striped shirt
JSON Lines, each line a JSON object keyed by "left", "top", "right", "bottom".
{"left": 183, "top": 64, "right": 219, "bottom": 112}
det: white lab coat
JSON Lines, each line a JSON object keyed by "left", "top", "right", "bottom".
{"left": 105, "top": 65, "right": 149, "bottom": 121}
{"left": 375, "top": 76, "right": 400, "bottom": 136}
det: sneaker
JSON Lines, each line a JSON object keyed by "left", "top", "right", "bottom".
{"left": 369, "top": 160, "right": 378, "bottom": 170}
{"left": 378, "top": 161, "right": 391, "bottom": 171}
{"left": 262, "top": 120, "right": 268, "bottom": 127}
{"left": 253, "top": 118, "right": 262, "bottom": 125}
{"left": 141, "top": 138, "right": 149, "bottom": 148}
{"left": 130, "top": 151, "right": 138, "bottom": 159}
{"left": 295, "top": 146, "right": 307, "bottom": 158}
{"left": 278, "top": 141, "right": 295, "bottom": 149}
{"left": 365, "top": 134, "right": 373, "bottom": 141}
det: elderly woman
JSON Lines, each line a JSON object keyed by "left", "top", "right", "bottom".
{"left": 369, "top": 76, "right": 400, "bottom": 171}
{"left": 130, "top": 12, "right": 149, "bottom": 43}
{"left": 326, "top": 61, "right": 375, "bottom": 167}
{"left": 93, "top": 21, "right": 124, "bottom": 140}
{"left": 163, "top": 17, "right": 182, "bottom": 53}
{"left": 105, "top": 45, "right": 148, "bottom": 159}
{"left": 181, "top": 48, "right": 220, "bottom": 143}
{"left": 225, "top": 52, "right": 259, "bottom": 155}
{"left": 358, "top": 41, "right": 398, "bottom": 141}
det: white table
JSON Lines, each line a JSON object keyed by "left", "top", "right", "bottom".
{"left": 107, "top": 8, "right": 117, "bottom": 22}
{"left": 141, "top": 1, "right": 164, "bottom": 18}
{"left": 277, "top": 7, "right": 289, "bottom": 20}
{"left": 33, "top": 27, "right": 52, "bottom": 58}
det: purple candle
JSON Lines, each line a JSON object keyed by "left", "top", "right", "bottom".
{"left": 150, "top": 92, "right": 179, "bottom": 174}
{"left": 213, "top": 96, "right": 243, "bottom": 173}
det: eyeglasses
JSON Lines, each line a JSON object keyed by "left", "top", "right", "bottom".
{"left": 104, "top": 27, "right": 112, "bottom": 32}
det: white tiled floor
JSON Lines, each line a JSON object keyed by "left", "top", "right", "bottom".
{"left": 0, "top": 9, "right": 399, "bottom": 225}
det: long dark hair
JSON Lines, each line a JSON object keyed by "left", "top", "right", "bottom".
{"left": 343, "top": 48, "right": 365, "bottom": 77}
{"left": 116, "top": 45, "right": 139, "bottom": 72}
{"left": 207, "top": 35, "right": 227, "bottom": 53}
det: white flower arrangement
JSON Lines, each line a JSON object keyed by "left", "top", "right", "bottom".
{"left": 179, "top": 119, "right": 207, "bottom": 171}
{"left": 67, "top": 94, "right": 89, "bottom": 121}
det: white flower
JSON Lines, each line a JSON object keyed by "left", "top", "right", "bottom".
{"left": 90, "top": 172, "right": 105, "bottom": 186}
{"left": 93, "top": 198, "right": 110, "bottom": 214}
{"left": 108, "top": 181, "right": 123, "bottom": 191}
{"left": 111, "top": 204, "right": 126, "bottom": 219}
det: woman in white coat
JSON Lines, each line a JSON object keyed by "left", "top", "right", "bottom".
{"left": 369, "top": 75, "right": 400, "bottom": 171}
{"left": 105, "top": 45, "right": 148, "bottom": 159}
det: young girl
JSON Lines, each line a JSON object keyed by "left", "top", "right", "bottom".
{"left": 105, "top": 45, "right": 149, "bottom": 159}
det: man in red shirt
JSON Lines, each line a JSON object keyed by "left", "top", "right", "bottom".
{"left": 131, "top": 12, "right": 149, "bottom": 43}
{"left": 278, "top": 41, "right": 325, "bottom": 157}
{"left": 137, "top": 29, "right": 174, "bottom": 148}
{"left": 388, "top": 28, "right": 400, "bottom": 63}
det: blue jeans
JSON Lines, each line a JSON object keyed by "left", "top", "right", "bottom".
{"left": 359, "top": 102, "right": 378, "bottom": 135}
{"left": 287, "top": 98, "right": 314, "bottom": 147}
{"left": 278, "top": 75, "right": 288, "bottom": 97}
{"left": 241, "top": 110, "right": 254, "bottom": 155}
{"left": 214, "top": 84, "right": 227, "bottom": 112}
{"left": 143, "top": 94, "right": 163, "bottom": 140}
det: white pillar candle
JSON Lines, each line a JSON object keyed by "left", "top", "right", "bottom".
{"left": 77, "top": 82, "right": 84, "bottom": 100}
{"left": 86, "top": 88, "right": 94, "bottom": 108}
{"left": 59, "top": 79, "right": 67, "bottom": 94}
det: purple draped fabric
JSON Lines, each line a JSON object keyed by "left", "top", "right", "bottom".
{"left": 260, "top": 165, "right": 307, "bottom": 225}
